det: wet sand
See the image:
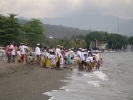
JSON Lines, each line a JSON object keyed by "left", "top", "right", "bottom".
{"left": 0, "top": 59, "right": 70, "bottom": 100}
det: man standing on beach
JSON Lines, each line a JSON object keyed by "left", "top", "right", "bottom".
{"left": 19, "top": 43, "right": 26, "bottom": 63}
{"left": 55, "top": 45, "right": 61, "bottom": 57}
{"left": 34, "top": 43, "right": 41, "bottom": 65}
{"left": 6, "top": 42, "right": 12, "bottom": 63}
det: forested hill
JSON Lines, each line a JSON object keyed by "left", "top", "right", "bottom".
{"left": 18, "top": 19, "right": 91, "bottom": 39}
{"left": 43, "top": 24, "right": 91, "bottom": 38}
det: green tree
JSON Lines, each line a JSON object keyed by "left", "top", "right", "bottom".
{"left": 128, "top": 36, "right": 133, "bottom": 44}
{"left": 0, "top": 14, "right": 21, "bottom": 45}
{"left": 21, "top": 19, "right": 45, "bottom": 47}
{"left": 84, "top": 31, "right": 106, "bottom": 44}
{"left": 107, "top": 33, "right": 128, "bottom": 49}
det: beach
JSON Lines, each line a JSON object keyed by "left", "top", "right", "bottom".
{"left": 0, "top": 52, "right": 133, "bottom": 100}
{"left": 0, "top": 59, "right": 70, "bottom": 100}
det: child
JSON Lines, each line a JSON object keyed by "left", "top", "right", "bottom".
{"left": 26, "top": 53, "right": 34, "bottom": 64}
{"left": 100, "top": 58, "right": 103, "bottom": 67}
{"left": 67, "top": 54, "right": 72, "bottom": 71}
{"left": 50, "top": 52, "right": 56, "bottom": 69}
{"left": 17, "top": 49, "right": 21, "bottom": 63}
{"left": 45, "top": 51, "right": 51, "bottom": 68}
{"left": 70, "top": 57, "right": 75, "bottom": 71}
{"left": 56, "top": 53, "right": 60, "bottom": 70}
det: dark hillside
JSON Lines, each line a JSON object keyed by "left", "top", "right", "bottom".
{"left": 18, "top": 19, "right": 91, "bottom": 38}
{"left": 43, "top": 24, "right": 90, "bottom": 38}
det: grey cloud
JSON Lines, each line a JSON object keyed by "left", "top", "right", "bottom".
{"left": 0, "top": 0, "right": 133, "bottom": 19}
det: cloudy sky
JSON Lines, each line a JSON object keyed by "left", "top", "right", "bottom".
{"left": 0, "top": 0, "right": 133, "bottom": 19}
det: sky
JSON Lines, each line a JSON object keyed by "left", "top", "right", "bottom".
{"left": 0, "top": 0, "right": 133, "bottom": 19}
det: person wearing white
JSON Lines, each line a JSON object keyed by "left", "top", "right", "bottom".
{"left": 41, "top": 49, "right": 47, "bottom": 60}
{"left": 86, "top": 56, "right": 93, "bottom": 63}
{"left": 95, "top": 50, "right": 100, "bottom": 69}
{"left": 95, "top": 50, "right": 100, "bottom": 62}
{"left": 77, "top": 48, "right": 82, "bottom": 59}
{"left": 50, "top": 52, "right": 55, "bottom": 69}
{"left": 55, "top": 45, "right": 61, "bottom": 57}
{"left": 49, "top": 47, "right": 54, "bottom": 53}
{"left": 59, "top": 53, "right": 64, "bottom": 69}
{"left": 17, "top": 50, "right": 21, "bottom": 57}
{"left": 77, "top": 48, "right": 82, "bottom": 70}
{"left": 86, "top": 54, "right": 93, "bottom": 71}
{"left": 64, "top": 50, "right": 69, "bottom": 65}
{"left": 34, "top": 43, "right": 41, "bottom": 65}
{"left": 11, "top": 44, "right": 16, "bottom": 63}
{"left": 19, "top": 43, "right": 27, "bottom": 63}
{"left": 80, "top": 49, "right": 86, "bottom": 70}
{"left": 68, "top": 49, "right": 74, "bottom": 59}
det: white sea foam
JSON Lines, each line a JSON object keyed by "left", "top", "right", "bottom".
{"left": 43, "top": 92, "right": 55, "bottom": 100}
{"left": 87, "top": 81, "right": 101, "bottom": 87}
{"left": 65, "top": 89, "right": 72, "bottom": 92}
{"left": 43, "top": 92, "right": 52, "bottom": 96}
{"left": 49, "top": 96, "right": 54, "bottom": 100}
{"left": 52, "top": 90, "right": 58, "bottom": 92}
{"left": 60, "top": 80, "right": 69, "bottom": 82}
{"left": 59, "top": 86, "right": 66, "bottom": 90}
{"left": 82, "top": 73, "right": 89, "bottom": 76}
{"left": 82, "top": 73, "right": 93, "bottom": 77}
{"left": 60, "top": 86, "right": 71, "bottom": 92}
{"left": 93, "top": 71, "right": 109, "bottom": 80}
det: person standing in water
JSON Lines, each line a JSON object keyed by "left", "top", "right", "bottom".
{"left": 100, "top": 58, "right": 104, "bottom": 67}
{"left": 95, "top": 50, "right": 100, "bottom": 70}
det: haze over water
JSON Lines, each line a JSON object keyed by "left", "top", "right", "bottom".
{"left": 44, "top": 52, "right": 133, "bottom": 100}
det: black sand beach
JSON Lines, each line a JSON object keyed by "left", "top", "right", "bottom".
{"left": 1, "top": 52, "right": 133, "bottom": 100}
{"left": 0, "top": 60, "right": 70, "bottom": 100}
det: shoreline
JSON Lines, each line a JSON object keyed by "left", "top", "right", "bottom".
{"left": 0, "top": 60, "right": 70, "bottom": 100}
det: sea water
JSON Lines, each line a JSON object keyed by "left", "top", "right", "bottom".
{"left": 43, "top": 52, "right": 133, "bottom": 100}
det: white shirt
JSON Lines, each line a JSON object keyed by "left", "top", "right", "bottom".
{"left": 80, "top": 52, "right": 85, "bottom": 61}
{"left": 59, "top": 53, "right": 64, "bottom": 64}
{"left": 65, "top": 51, "right": 69, "bottom": 58}
{"left": 77, "top": 50, "right": 81, "bottom": 59}
{"left": 50, "top": 55, "right": 55, "bottom": 65}
{"left": 49, "top": 49, "right": 54, "bottom": 53}
{"left": 55, "top": 48, "right": 61, "bottom": 56}
{"left": 35, "top": 47, "right": 41, "bottom": 55}
{"left": 86, "top": 56, "right": 93, "bottom": 62}
{"left": 17, "top": 51, "right": 21, "bottom": 57}
{"left": 95, "top": 53, "right": 100, "bottom": 62}
{"left": 46, "top": 52, "right": 50, "bottom": 59}
{"left": 68, "top": 50, "right": 74, "bottom": 58}
{"left": 19, "top": 45, "right": 27, "bottom": 54}
{"left": 11, "top": 45, "right": 15, "bottom": 55}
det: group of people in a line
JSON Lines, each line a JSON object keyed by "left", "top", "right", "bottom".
{"left": 77, "top": 48, "right": 103, "bottom": 72}
{"left": 5, "top": 42, "right": 103, "bottom": 71}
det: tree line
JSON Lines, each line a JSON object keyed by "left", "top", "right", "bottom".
{"left": 0, "top": 14, "right": 133, "bottom": 50}
{"left": 0, "top": 14, "right": 45, "bottom": 47}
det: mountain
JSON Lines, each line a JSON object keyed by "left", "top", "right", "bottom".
{"left": 42, "top": 24, "right": 90, "bottom": 38}
{"left": 18, "top": 19, "right": 91, "bottom": 38}
{"left": 39, "top": 14, "right": 133, "bottom": 36}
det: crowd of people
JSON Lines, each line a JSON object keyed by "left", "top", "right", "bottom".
{"left": 5, "top": 42, "right": 103, "bottom": 71}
